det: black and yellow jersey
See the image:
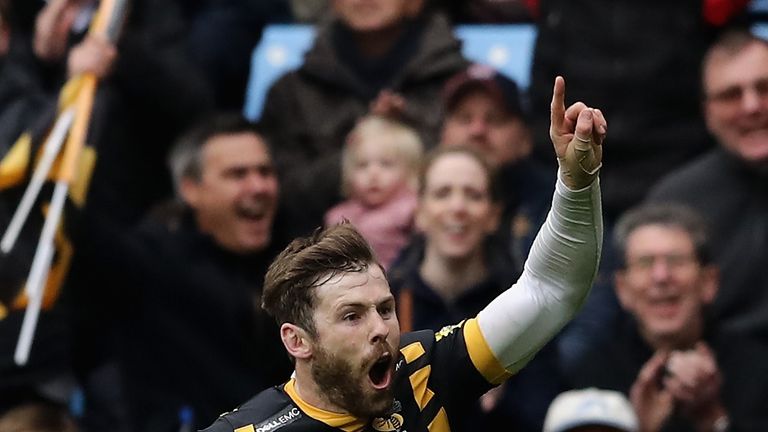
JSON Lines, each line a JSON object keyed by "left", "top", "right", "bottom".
{"left": 202, "top": 318, "right": 510, "bottom": 432}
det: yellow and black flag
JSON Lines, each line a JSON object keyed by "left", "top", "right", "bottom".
{"left": 0, "top": 0, "right": 129, "bottom": 366}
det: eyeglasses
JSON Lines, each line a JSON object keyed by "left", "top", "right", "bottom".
{"left": 625, "top": 253, "right": 699, "bottom": 274}
{"left": 706, "top": 77, "right": 768, "bottom": 106}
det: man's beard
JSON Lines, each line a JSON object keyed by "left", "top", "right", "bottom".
{"left": 311, "top": 344, "right": 395, "bottom": 418}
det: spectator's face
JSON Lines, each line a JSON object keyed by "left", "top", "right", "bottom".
{"left": 332, "top": 0, "right": 420, "bottom": 32}
{"left": 615, "top": 225, "right": 717, "bottom": 347}
{"left": 309, "top": 265, "right": 400, "bottom": 417}
{"left": 704, "top": 41, "right": 768, "bottom": 166}
{"left": 441, "top": 90, "right": 531, "bottom": 166}
{"left": 417, "top": 153, "right": 499, "bottom": 261}
{"left": 181, "top": 132, "right": 278, "bottom": 254}
{"left": 349, "top": 138, "right": 409, "bottom": 207}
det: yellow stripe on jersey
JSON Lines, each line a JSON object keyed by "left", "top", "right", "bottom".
{"left": 427, "top": 407, "right": 451, "bottom": 432}
{"left": 400, "top": 341, "right": 425, "bottom": 364}
{"left": 463, "top": 318, "right": 511, "bottom": 385}
{"left": 408, "top": 365, "right": 435, "bottom": 410}
{"left": 234, "top": 425, "right": 255, "bottom": 432}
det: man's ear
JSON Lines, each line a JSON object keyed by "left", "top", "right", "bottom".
{"left": 405, "top": 0, "right": 425, "bottom": 17}
{"left": 485, "top": 203, "right": 502, "bottom": 234}
{"left": 414, "top": 204, "right": 427, "bottom": 233}
{"left": 179, "top": 177, "right": 200, "bottom": 208}
{"left": 614, "top": 270, "right": 634, "bottom": 312}
{"left": 699, "top": 265, "right": 720, "bottom": 305}
{"left": 280, "top": 323, "right": 313, "bottom": 360}
{"left": 516, "top": 122, "right": 533, "bottom": 159}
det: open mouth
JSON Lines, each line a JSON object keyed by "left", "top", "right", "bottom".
{"left": 648, "top": 297, "right": 681, "bottom": 317}
{"left": 368, "top": 353, "right": 393, "bottom": 390}
{"left": 236, "top": 204, "right": 268, "bottom": 221}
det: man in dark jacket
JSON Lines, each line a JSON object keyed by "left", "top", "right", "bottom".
{"left": 72, "top": 115, "right": 292, "bottom": 431}
{"left": 647, "top": 29, "right": 768, "bottom": 338}
{"left": 259, "top": 0, "right": 468, "bottom": 238}
{"left": 565, "top": 204, "right": 768, "bottom": 432}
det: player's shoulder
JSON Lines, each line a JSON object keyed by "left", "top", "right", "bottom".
{"left": 199, "top": 385, "right": 308, "bottom": 432}
{"left": 401, "top": 319, "right": 470, "bottom": 344}
{"left": 397, "top": 321, "right": 470, "bottom": 363}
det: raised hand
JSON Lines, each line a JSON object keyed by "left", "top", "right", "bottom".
{"left": 34, "top": 0, "right": 82, "bottom": 62}
{"left": 665, "top": 343, "right": 728, "bottom": 430}
{"left": 630, "top": 350, "right": 674, "bottom": 432}
{"left": 549, "top": 76, "right": 607, "bottom": 189}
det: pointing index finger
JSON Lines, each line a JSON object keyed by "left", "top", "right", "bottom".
{"left": 550, "top": 76, "right": 566, "bottom": 133}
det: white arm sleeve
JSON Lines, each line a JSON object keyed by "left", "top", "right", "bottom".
{"left": 477, "top": 174, "right": 602, "bottom": 373}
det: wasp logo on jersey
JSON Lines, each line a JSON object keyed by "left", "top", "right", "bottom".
{"left": 391, "top": 399, "right": 402, "bottom": 413}
{"left": 435, "top": 321, "right": 464, "bottom": 342}
{"left": 371, "top": 413, "right": 405, "bottom": 431}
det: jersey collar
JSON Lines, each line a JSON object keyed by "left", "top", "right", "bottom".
{"left": 284, "top": 378, "right": 368, "bottom": 432}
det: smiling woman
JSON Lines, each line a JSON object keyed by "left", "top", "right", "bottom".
{"left": 388, "top": 146, "right": 507, "bottom": 331}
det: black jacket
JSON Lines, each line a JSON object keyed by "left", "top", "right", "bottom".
{"left": 648, "top": 148, "right": 768, "bottom": 338}
{"left": 566, "top": 315, "right": 768, "bottom": 431}
{"left": 71, "top": 212, "right": 293, "bottom": 431}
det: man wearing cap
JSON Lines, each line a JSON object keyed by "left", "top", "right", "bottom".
{"left": 440, "top": 64, "right": 554, "bottom": 272}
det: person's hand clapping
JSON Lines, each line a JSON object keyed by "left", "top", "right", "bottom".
{"left": 665, "top": 343, "right": 728, "bottom": 430}
{"left": 630, "top": 351, "right": 674, "bottom": 432}
{"left": 549, "top": 76, "right": 607, "bottom": 189}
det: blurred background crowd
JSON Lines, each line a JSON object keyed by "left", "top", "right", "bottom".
{"left": 1, "top": 0, "right": 768, "bottom": 431}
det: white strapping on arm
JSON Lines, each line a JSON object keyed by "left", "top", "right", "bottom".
{"left": 477, "top": 174, "right": 602, "bottom": 373}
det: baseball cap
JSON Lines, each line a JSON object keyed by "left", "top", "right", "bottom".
{"left": 543, "top": 388, "right": 639, "bottom": 432}
{"left": 443, "top": 64, "right": 525, "bottom": 118}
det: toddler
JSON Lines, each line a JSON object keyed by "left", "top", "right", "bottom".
{"left": 325, "top": 116, "right": 423, "bottom": 268}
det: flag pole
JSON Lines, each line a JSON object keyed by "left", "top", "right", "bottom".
{"left": 1, "top": 109, "right": 75, "bottom": 254}
{"left": 14, "top": 0, "right": 125, "bottom": 366}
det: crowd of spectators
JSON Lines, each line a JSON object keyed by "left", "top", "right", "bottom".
{"left": 1, "top": 0, "right": 767, "bottom": 431}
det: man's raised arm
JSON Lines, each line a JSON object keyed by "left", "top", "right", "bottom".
{"left": 477, "top": 76, "right": 607, "bottom": 374}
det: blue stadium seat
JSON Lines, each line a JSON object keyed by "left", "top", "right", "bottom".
{"left": 750, "top": 0, "right": 768, "bottom": 39}
{"left": 755, "top": 23, "right": 768, "bottom": 40}
{"left": 244, "top": 24, "right": 537, "bottom": 121}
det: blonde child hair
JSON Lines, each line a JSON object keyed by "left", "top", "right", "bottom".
{"left": 341, "top": 115, "right": 424, "bottom": 198}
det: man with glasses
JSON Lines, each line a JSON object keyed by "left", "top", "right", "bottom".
{"left": 648, "top": 29, "right": 768, "bottom": 338}
{"left": 563, "top": 204, "right": 768, "bottom": 432}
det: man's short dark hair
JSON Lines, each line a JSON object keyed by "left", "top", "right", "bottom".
{"left": 614, "top": 203, "right": 712, "bottom": 268}
{"left": 702, "top": 28, "right": 768, "bottom": 96}
{"left": 262, "top": 223, "right": 382, "bottom": 337}
{"left": 167, "top": 113, "right": 264, "bottom": 195}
